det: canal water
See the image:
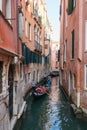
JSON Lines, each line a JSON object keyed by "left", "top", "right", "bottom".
{"left": 14, "top": 77, "right": 87, "bottom": 130}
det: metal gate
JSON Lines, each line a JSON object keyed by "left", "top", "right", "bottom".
{"left": 0, "top": 61, "right": 3, "bottom": 93}
{"left": 8, "top": 64, "right": 14, "bottom": 120}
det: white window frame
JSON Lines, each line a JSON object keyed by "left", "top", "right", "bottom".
{"left": 72, "top": 74, "right": 75, "bottom": 89}
{"left": 25, "top": 20, "right": 28, "bottom": 38}
{"left": 85, "top": 21, "right": 87, "bottom": 51}
{"left": 18, "top": 13, "right": 23, "bottom": 38}
{"left": 29, "top": 23, "right": 31, "bottom": 41}
{"left": 64, "top": 41, "right": 66, "bottom": 61}
{"left": 66, "top": 11, "right": 68, "bottom": 27}
{"left": 84, "top": 65, "right": 87, "bottom": 89}
{"left": 20, "top": 63, "right": 23, "bottom": 80}
{"left": 6, "top": 0, "right": 11, "bottom": 24}
{"left": 0, "top": 0, "right": 2, "bottom": 11}
{"left": 73, "top": 0, "right": 76, "bottom": 8}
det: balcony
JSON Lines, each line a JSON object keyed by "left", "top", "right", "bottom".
{"left": 33, "top": 8, "right": 42, "bottom": 27}
{"left": 34, "top": 40, "right": 42, "bottom": 53}
{"left": 0, "top": 11, "right": 18, "bottom": 55}
{"left": 38, "top": 16, "right": 42, "bottom": 26}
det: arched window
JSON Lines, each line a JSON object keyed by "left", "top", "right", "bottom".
{"left": 37, "top": 28, "right": 39, "bottom": 42}
{"left": 34, "top": 25, "right": 37, "bottom": 41}
{"left": 40, "top": 31, "right": 41, "bottom": 45}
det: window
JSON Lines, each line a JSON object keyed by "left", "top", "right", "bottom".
{"left": 6, "top": 0, "right": 11, "bottom": 24}
{"left": 34, "top": 25, "right": 37, "bottom": 41}
{"left": 37, "top": 28, "right": 39, "bottom": 42}
{"left": 68, "top": 0, "right": 76, "bottom": 15}
{"left": 73, "top": 0, "right": 76, "bottom": 8}
{"left": 33, "top": 71, "right": 35, "bottom": 80}
{"left": 20, "top": 63, "right": 23, "bottom": 80}
{"left": 66, "top": 11, "right": 68, "bottom": 27}
{"left": 40, "top": 31, "right": 41, "bottom": 45}
{"left": 58, "top": 50, "right": 60, "bottom": 62}
{"left": 85, "top": 21, "right": 87, "bottom": 51}
{"left": 28, "top": 23, "right": 31, "bottom": 41}
{"left": 25, "top": 74, "right": 28, "bottom": 84}
{"left": 25, "top": 19, "right": 28, "bottom": 37}
{"left": 72, "top": 74, "right": 76, "bottom": 88}
{"left": 60, "top": 5, "right": 62, "bottom": 16}
{"left": 71, "top": 30, "right": 74, "bottom": 59}
{"left": 0, "top": 0, "right": 2, "bottom": 11}
{"left": 18, "top": 13, "right": 23, "bottom": 38}
{"left": 84, "top": 65, "right": 87, "bottom": 88}
{"left": 28, "top": 73, "right": 31, "bottom": 82}
{"left": 64, "top": 41, "right": 67, "bottom": 61}
{"left": 45, "top": 44, "right": 48, "bottom": 49}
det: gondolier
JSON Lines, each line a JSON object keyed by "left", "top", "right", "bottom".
{"left": 47, "top": 78, "right": 51, "bottom": 88}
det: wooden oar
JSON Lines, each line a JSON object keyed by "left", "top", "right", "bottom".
{"left": 45, "top": 90, "right": 50, "bottom": 96}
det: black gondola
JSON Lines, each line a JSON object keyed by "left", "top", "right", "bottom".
{"left": 33, "top": 86, "right": 50, "bottom": 98}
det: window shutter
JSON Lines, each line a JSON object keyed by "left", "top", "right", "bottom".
{"left": 26, "top": 47, "right": 30, "bottom": 64}
{"left": 18, "top": 13, "right": 22, "bottom": 38}
{"left": 22, "top": 43, "right": 27, "bottom": 64}
{"left": 60, "top": 5, "right": 61, "bottom": 16}
{"left": 68, "top": 0, "right": 73, "bottom": 15}
{"left": 72, "top": 30, "right": 74, "bottom": 59}
{"left": 58, "top": 50, "right": 60, "bottom": 61}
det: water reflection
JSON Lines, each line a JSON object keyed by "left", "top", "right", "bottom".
{"left": 14, "top": 77, "right": 87, "bottom": 130}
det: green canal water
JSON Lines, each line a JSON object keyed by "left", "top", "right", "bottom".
{"left": 14, "top": 77, "right": 87, "bottom": 130}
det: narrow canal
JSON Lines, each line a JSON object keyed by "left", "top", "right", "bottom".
{"left": 14, "top": 77, "right": 87, "bottom": 130}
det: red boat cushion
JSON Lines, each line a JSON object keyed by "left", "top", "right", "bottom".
{"left": 36, "top": 87, "right": 45, "bottom": 93}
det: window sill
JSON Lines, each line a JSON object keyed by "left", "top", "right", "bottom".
{"left": 28, "top": 38, "right": 32, "bottom": 42}
{"left": 84, "top": 50, "right": 87, "bottom": 53}
{"left": 83, "top": 88, "right": 87, "bottom": 91}
{"left": 70, "top": 59, "right": 75, "bottom": 61}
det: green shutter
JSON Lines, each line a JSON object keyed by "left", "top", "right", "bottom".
{"left": 26, "top": 47, "right": 30, "bottom": 64}
{"left": 68, "top": 0, "right": 73, "bottom": 15}
{"left": 72, "top": 30, "right": 74, "bottom": 59}
{"left": 58, "top": 50, "right": 60, "bottom": 61}
{"left": 22, "top": 43, "right": 26, "bottom": 64}
{"left": 60, "top": 5, "right": 61, "bottom": 16}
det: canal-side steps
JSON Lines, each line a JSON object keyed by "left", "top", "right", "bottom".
{"left": 70, "top": 104, "right": 87, "bottom": 122}
{"left": 70, "top": 104, "right": 83, "bottom": 119}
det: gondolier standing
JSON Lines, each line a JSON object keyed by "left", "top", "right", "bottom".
{"left": 47, "top": 78, "right": 51, "bottom": 88}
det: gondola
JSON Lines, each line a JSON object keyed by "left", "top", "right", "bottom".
{"left": 33, "top": 86, "right": 49, "bottom": 98}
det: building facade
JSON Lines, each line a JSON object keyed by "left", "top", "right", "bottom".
{"left": 60, "top": 0, "right": 87, "bottom": 114}
{"left": 51, "top": 41, "right": 60, "bottom": 71}
{"left": 0, "top": 0, "right": 52, "bottom": 130}
{"left": 19, "top": 0, "right": 52, "bottom": 93}
{"left": 0, "top": 0, "right": 23, "bottom": 130}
